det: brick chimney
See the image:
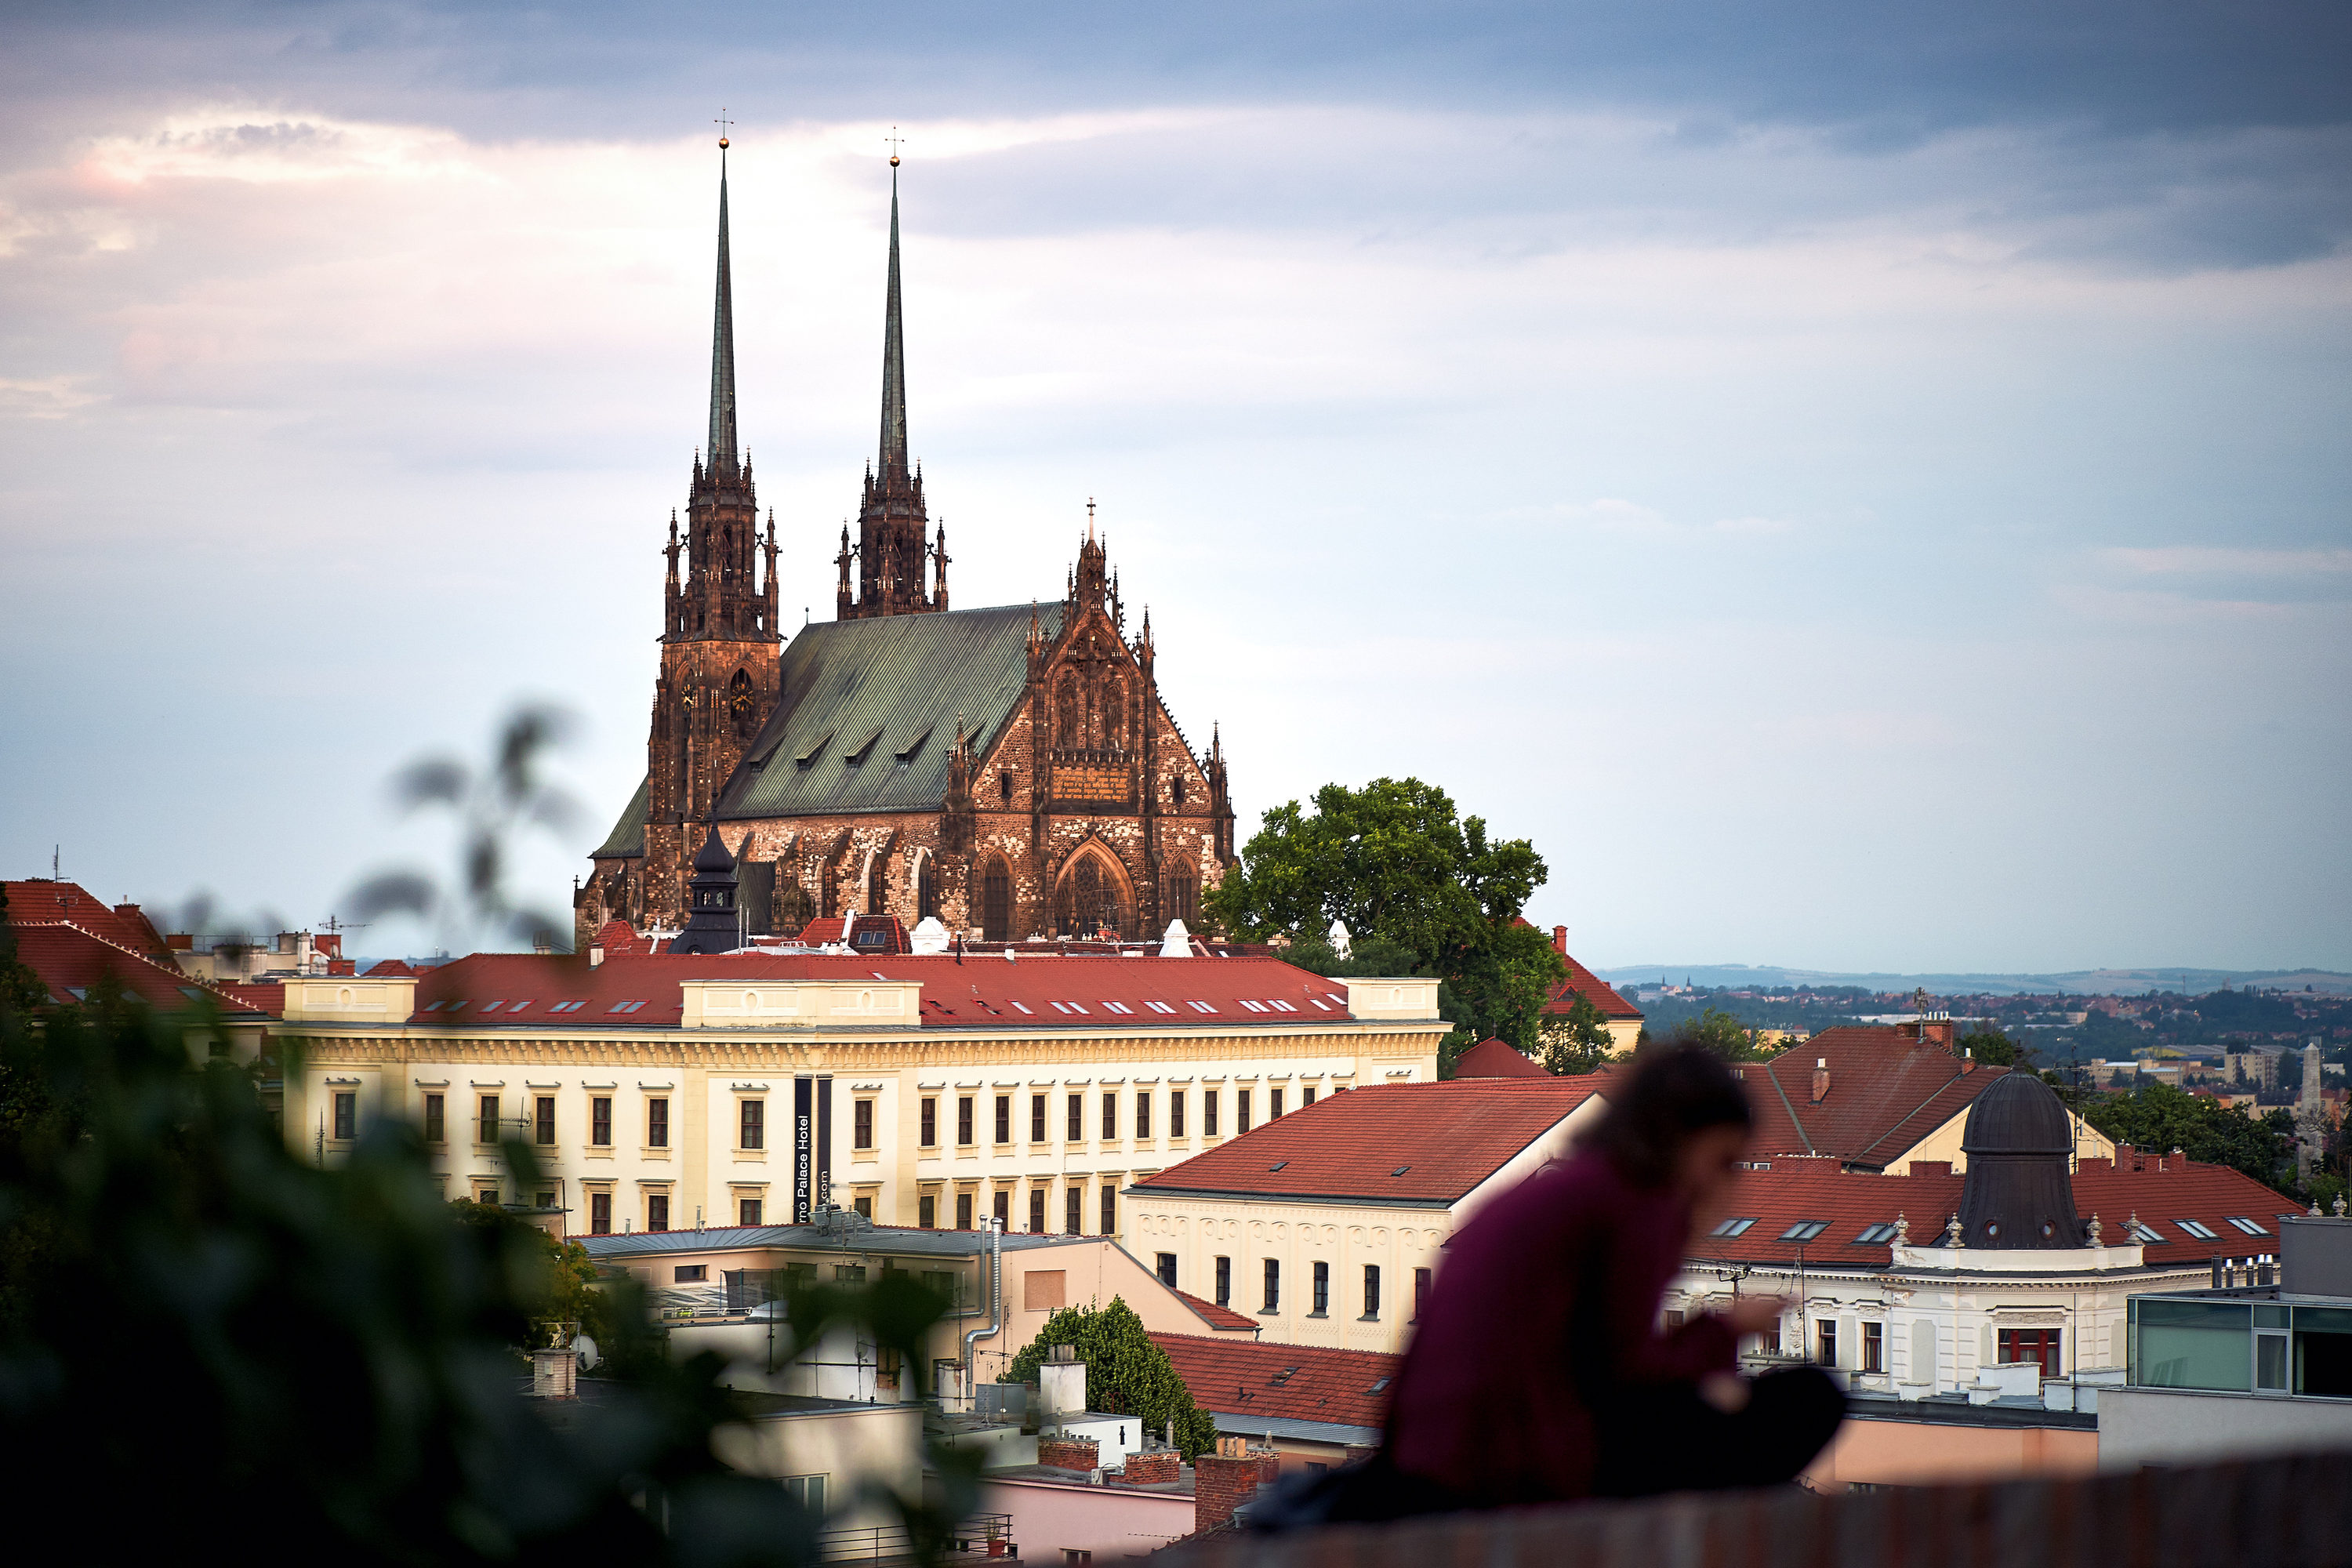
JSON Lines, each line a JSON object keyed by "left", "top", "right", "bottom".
{"left": 1552, "top": 925, "right": 1569, "bottom": 954}
{"left": 529, "top": 1345, "right": 578, "bottom": 1399}
{"left": 2115, "top": 1142, "right": 2136, "bottom": 1170}
{"left": 1811, "top": 1058, "right": 1831, "bottom": 1104}
{"left": 1193, "top": 1445, "right": 1262, "bottom": 1535}
{"left": 1038, "top": 1436, "right": 1101, "bottom": 1473}
{"left": 1120, "top": 1448, "right": 1179, "bottom": 1485}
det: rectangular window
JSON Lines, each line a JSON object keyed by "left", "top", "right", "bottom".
{"left": 920, "top": 1096, "right": 938, "bottom": 1147}
{"left": 1363, "top": 1265, "right": 1381, "bottom": 1319}
{"left": 957, "top": 1096, "right": 975, "bottom": 1145}
{"left": 854, "top": 1099, "right": 874, "bottom": 1150}
{"left": 591, "top": 1096, "right": 612, "bottom": 1146}
{"left": 1303, "top": 1087, "right": 1317, "bottom": 1108}
{"left": 849, "top": 1194, "right": 870, "bottom": 1219}
{"left": 1414, "top": 1267, "right": 1432, "bottom": 1322}
{"left": 1817, "top": 1319, "right": 1838, "bottom": 1368}
{"left": 1863, "top": 1320, "right": 1885, "bottom": 1374}
{"left": 994, "top": 1189, "right": 1011, "bottom": 1230}
{"left": 834, "top": 1265, "right": 867, "bottom": 1283}
{"left": 534, "top": 1095, "right": 556, "bottom": 1145}
{"left": 956, "top": 1192, "right": 973, "bottom": 1230}
{"left": 1665, "top": 1309, "right": 1686, "bottom": 1329}
{"left": 332, "top": 1091, "right": 356, "bottom": 1141}
{"left": 1158, "top": 1253, "right": 1178, "bottom": 1287}
{"left": 590, "top": 1192, "right": 612, "bottom": 1236}
{"left": 1136, "top": 1091, "right": 1152, "bottom": 1139}
{"left": 1171, "top": 1091, "right": 1186, "bottom": 1138}
{"left": 1215, "top": 1256, "right": 1232, "bottom": 1306}
{"left": 1312, "top": 1261, "right": 1330, "bottom": 1316}
{"left": 995, "top": 1094, "right": 1011, "bottom": 1144}
{"left": 675, "top": 1265, "right": 707, "bottom": 1283}
{"left": 1262, "top": 1259, "right": 1280, "bottom": 1313}
{"left": 919, "top": 1194, "right": 936, "bottom": 1229}
{"left": 477, "top": 1187, "right": 499, "bottom": 1206}
{"left": 1066, "top": 1186, "right": 1082, "bottom": 1235}
{"left": 423, "top": 1093, "right": 445, "bottom": 1142}
{"left": 1998, "top": 1327, "right": 2062, "bottom": 1378}
{"left": 1102, "top": 1091, "right": 1118, "bottom": 1141}
{"left": 1068, "top": 1094, "right": 1083, "bottom": 1141}
{"left": 478, "top": 1094, "right": 499, "bottom": 1144}
{"left": 1032, "top": 1094, "right": 1047, "bottom": 1142}
{"left": 648, "top": 1193, "right": 669, "bottom": 1232}
{"left": 1030, "top": 1188, "right": 1047, "bottom": 1232}
{"left": 1101, "top": 1185, "right": 1116, "bottom": 1236}
{"left": 739, "top": 1197, "right": 763, "bottom": 1227}
{"left": 1204, "top": 1091, "right": 1220, "bottom": 1137}
{"left": 1238, "top": 1090, "right": 1253, "bottom": 1133}
{"left": 647, "top": 1097, "right": 669, "bottom": 1148}
{"left": 740, "top": 1099, "right": 764, "bottom": 1150}
{"left": 1271, "top": 1088, "right": 1284, "bottom": 1118}
{"left": 781, "top": 1474, "right": 825, "bottom": 1514}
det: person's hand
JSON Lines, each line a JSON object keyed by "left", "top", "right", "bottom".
{"left": 1724, "top": 1295, "right": 1788, "bottom": 1337}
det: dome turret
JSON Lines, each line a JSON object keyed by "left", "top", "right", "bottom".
{"left": 1949, "top": 1072, "right": 2082, "bottom": 1249}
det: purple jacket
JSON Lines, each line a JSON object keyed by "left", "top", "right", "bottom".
{"left": 1384, "top": 1147, "right": 1737, "bottom": 1504}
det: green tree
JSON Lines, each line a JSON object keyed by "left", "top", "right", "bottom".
{"left": 1665, "top": 1006, "right": 1771, "bottom": 1062}
{"left": 0, "top": 883, "right": 49, "bottom": 1017}
{"left": 1004, "top": 1298, "right": 1218, "bottom": 1459}
{"left": 1204, "top": 778, "right": 1563, "bottom": 1054}
{"left": 2079, "top": 1081, "right": 2296, "bottom": 1193}
{"left": 1539, "top": 993, "right": 1616, "bottom": 1076}
{"left": 1958, "top": 1028, "right": 2024, "bottom": 1068}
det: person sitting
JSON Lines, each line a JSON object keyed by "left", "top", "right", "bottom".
{"left": 1325, "top": 1044, "right": 1844, "bottom": 1520}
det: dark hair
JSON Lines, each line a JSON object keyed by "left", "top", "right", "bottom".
{"left": 1584, "top": 1045, "right": 1753, "bottom": 1188}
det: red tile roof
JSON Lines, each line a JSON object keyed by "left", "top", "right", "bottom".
{"left": 3, "top": 880, "right": 176, "bottom": 960}
{"left": 373, "top": 951, "right": 1367, "bottom": 1031}
{"left": 1686, "top": 1154, "right": 2303, "bottom": 1269}
{"left": 364, "top": 958, "right": 418, "bottom": 977}
{"left": 1523, "top": 921, "right": 1642, "bottom": 1022}
{"left": 1453, "top": 1037, "right": 1548, "bottom": 1079}
{"left": 1130, "top": 1078, "right": 1606, "bottom": 1206}
{"left": 5, "top": 922, "right": 267, "bottom": 1018}
{"left": 1174, "top": 1290, "right": 1261, "bottom": 1334}
{"left": 1149, "top": 1332, "right": 1400, "bottom": 1430}
{"left": 218, "top": 982, "right": 285, "bottom": 1017}
{"left": 1736, "top": 1026, "right": 2010, "bottom": 1169}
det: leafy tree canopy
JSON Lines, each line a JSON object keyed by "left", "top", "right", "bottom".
{"left": 1004, "top": 1297, "right": 1218, "bottom": 1459}
{"left": 1661, "top": 1006, "right": 1775, "bottom": 1062}
{"left": 2077, "top": 1080, "right": 2297, "bottom": 1193}
{"left": 1958, "top": 1028, "right": 2024, "bottom": 1068}
{"left": 1204, "top": 778, "right": 1563, "bottom": 1058}
{"left": 1540, "top": 993, "right": 1615, "bottom": 1076}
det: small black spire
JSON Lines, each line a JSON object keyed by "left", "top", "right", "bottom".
{"left": 877, "top": 161, "right": 908, "bottom": 483}
{"left": 707, "top": 143, "right": 740, "bottom": 469}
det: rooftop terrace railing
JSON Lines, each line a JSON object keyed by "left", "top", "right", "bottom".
{"left": 1167, "top": 1450, "right": 2352, "bottom": 1568}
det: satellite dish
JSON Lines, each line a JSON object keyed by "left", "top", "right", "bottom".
{"left": 572, "top": 1331, "right": 601, "bottom": 1371}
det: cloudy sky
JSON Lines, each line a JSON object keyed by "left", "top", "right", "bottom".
{"left": 2, "top": 2, "right": 2347, "bottom": 972}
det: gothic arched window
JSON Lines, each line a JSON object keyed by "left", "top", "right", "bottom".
{"left": 774, "top": 880, "right": 814, "bottom": 936}
{"left": 918, "top": 857, "right": 939, "bottom": 921}
{"left": 981, "top": 858, "right": 1011, "bottom": 942}
{"left": 728, "top": 668, "right": 755, "bottom": 736}
{"left": 1100, "top": 677, "right": 1125, "bottom": 747}
{"left": 867, "top": 855, "right": 888, "bottom": 917}
{"left": 1165, "top": 868, "right": 1197, "bottom": 927}
{"left": 1056, "top": 673, "right": 1079, "bottom": 745}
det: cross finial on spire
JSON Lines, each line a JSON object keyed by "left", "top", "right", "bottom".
{"left": 715, "top": 108, "right": 733, "bottom": 148}
{"left": 885, "top": 125, "right": 904, "bottom": 167}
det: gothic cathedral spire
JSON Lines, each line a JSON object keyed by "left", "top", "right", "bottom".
{"left": 708, "top": 142, "right": 740, "bottom": 471}
{"left": 840, "top": 152, "right": 946, "bottom": 619}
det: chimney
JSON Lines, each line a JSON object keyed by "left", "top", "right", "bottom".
{"left": 2114, "top": 1142, "right": 2136, "bottom": 1170}
{"left": 1038, "top": 1436, "right": 1101, "bottom": 1473}
{"left": 529, "top": 1345, "right": 578, "bottom": 1399}
{"left": 1193, "top": 1441, "right": 1262, "bottom": 1536}
{"left": 588, "top": 944, "right": 604, "bottom": 968}
{"left": 1552, "top": 925, "right": 1568, "bottom": 955}
{"left": 1811, "top": 1058, "right": 1831, "bottom": 1104}
{"left": 1960, "top": 1047, "right": 1976, "bottom": 1074}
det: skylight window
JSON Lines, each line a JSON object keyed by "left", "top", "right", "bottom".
{"left": 1390, "top": 1166, "right": 1411, "bottom": 1177}
{"left": 1185, "top": 1001, "right": 1216, "bottom": 1013}
{"left": 1064, "top": 1001, "right": 1088, "bottom": 1014}
{"left": 2225, "top": 1216, "right": 2269, "bottom": 1236}
{"left": 1267, "top": 999, "right": 1298, "bottom": 1011}
{"left": 1102, "top": 1001, "right": 1134, "bottom": 1014}
{"left": 443, "top": 1000, "right": 470, "bottom": 1011}
{"left": 2176, "top": 1219, "right": 2219, "bottom": 1240}
{"left": 1710, "top": 1218, "right": 1759, "bottom": 1237}
{"left": 2128, "top": 1221, "right": 2164, "bottom": 1243}
{"left": 1237, "top": 1000, "right": 1269, "bottom": 1013}
{"left": 1854, "top": 1223, "right": 1900, "bottom": 1244}
{"left": 607, "top": 999, "right": 647, "bottom": 1014}
{"left": 1308, "top": 998, "right": 1333, "bottom": 1011}
{"left": 178, "top": 986, "right": 205, "bottom": 1000}
{"left": 1145, "top": 1000, "right": 1178, "bottom": 1014}
{"left": 1269, "top": 1160, "right": 1289, "bottom": 1172}
{"left": 547, "top": 1000, "right": 586, "bottom": 1014}
{"left": 504, "top": 1000, "right": 533, "bottom": 1012}
{"left": 1779, "top": 1221, "right": 1828, "bottom": 1242}
{"left": 1368, "top": 1377, "right": 1391, "bottom": 1394}
{"left": 480, "top": 1000, "right": 506, "bottom": 1012}
{"left": 1009, "top": 1000, "right": 1033, "bottom": 1015}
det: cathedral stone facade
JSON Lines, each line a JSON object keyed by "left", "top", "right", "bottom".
{"left": 578, "top": 151, "right": 1234, "bottom": 949}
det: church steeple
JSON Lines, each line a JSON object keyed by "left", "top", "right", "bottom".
{"left": 708, "top": 140, "right": 739, "bottom": 472}
{"left": 878, "top": 158, "right": 909, "bottom": 488}
{"left": 840, "top": 139, "right": 946, "bottom": 621}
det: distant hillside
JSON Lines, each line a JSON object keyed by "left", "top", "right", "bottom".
{"left": 1592, "top": 964, "right": 2352, "bottom": 997}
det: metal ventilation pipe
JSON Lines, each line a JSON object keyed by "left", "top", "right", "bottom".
{"left": 960, "top": 1218, "right": 1004, "bottom": 1403}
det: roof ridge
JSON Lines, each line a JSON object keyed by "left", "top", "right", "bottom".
{"left": 1762, "top": 1054, "right": 1817, "bottom": 1154}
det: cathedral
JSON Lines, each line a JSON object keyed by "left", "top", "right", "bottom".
{"left": 577, "top": 144, "right": 1235, "bottom": 949}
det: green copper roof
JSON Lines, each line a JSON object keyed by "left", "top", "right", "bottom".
{"left": 591, "top": 775, "right": 648, "bottom": 860}
{"left": 720, "top": 601, "right": 1059, "bottom": 819}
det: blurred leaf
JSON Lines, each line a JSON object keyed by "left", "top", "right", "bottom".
{"left": 346, "top": 873, "right": 437, "bottom": 920}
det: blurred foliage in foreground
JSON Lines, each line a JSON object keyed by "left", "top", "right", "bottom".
{"left": 0, "top": 975, "right": 967, "bottom": 1565}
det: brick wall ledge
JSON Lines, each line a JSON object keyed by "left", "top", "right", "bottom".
{"left": 1163, "top": 1449, "right": 2352, "bottom": 1568}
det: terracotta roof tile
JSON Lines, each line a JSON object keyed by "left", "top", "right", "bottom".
{"left": 1736, "top": 1027, "right": 2009, "bottom": 1168}
{"left": 1452, "top": 1037, "right": 1548, "bottom": 1079}
{"left": 3, "top": 880, "right": 176, "bottom": 960}
{"left": 1519, "top": 920, "right": 1642, "bottom": 1021}
{"left": 1686, "top": 1154, "right": 2301, "bottom": 1269}
{"left": 1149, "top": 1331, "right": 1401, "bottom": 1430}
{"left": 1131, "top": 1078, "right": 1606, "bottom": 1206}
{"left": 6, "top": 923, "right": 267, "bottom": 1018}
{"left": 1174, "top": 1290, "right": 1261, "bottom": 1334}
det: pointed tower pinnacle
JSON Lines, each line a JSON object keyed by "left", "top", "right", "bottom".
{"left": 707, "top": 138, "right": 740, "bottom": 470}
{"left": 878, "top": 156, "right": 909, "bottom": 485}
